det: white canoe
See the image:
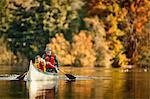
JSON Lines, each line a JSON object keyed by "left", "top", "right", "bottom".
{"left": 24, "top": 60, "right": 58, "bottom": 81}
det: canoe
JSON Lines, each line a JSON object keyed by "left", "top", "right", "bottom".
{"left": 24, "top": 60, "right": 58, "bottom": 81}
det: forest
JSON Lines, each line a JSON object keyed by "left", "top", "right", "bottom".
{"left": 0, "top": 0, "right": 150, "bottom": 68}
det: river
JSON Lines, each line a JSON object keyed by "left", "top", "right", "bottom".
{"left": 0, "top": 65, "right": 149, "bottom": 99}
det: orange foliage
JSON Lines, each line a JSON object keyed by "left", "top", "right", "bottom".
{"left": 137, "top": 7, "right": 145, "bottom": 13}
{"left": 127, "top": 0, "right": 150, "bottom": 65}
{"left": 135, "top": 23, "right": 142, "bottom": 33}
{"left": 131, "top": 3, "right": 136, "bottom": 12}
{"left": 108, "top": 27, "right": 115, "bottom": 34}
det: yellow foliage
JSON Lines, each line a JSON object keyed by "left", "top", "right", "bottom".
{"left": 47, "top": 33, "right": 73, "bottom": 65}
{"left": 140, "top": 46, "right": 149, "bottom": 52}
{"left": 0, "top": 37, "right": 16, "bottom": 64}
{"left": 118, "top": 53, "right": 129, "bottom": 66}
{"left": 14, "top": 0, "right": 38, "bottom": 10}
{"left": 96, "top": 2, "right": 107, "bottom": 10}
{"left": 86, "top": 0, "right": 150, "bottom": 67}
{"left": 114, "top": 42, "right": 122, "bottom": 52}
{"left": 131, "top": 3, "right": 136, "bottom": 12}
{"left": 47, "top": 32, "right": 96, "bottom": 67}
{"left": 71, "top": 31, "right": 96, "bottom": 67}
{"left": 84, "top": 17, "right": 112, "bottom": 67}
{"left": 30, "top": 45, "right": 38, "bottom": 52}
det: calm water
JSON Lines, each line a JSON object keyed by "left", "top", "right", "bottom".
{"left": 0, "top": 65, "right": 150, "bottom": 99}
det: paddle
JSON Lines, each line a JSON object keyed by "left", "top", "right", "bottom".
{"left": 46, "top": 62, "right": 76, "bottom": 80}
{"left": 59, "top": 69, "right": 76, "bottom": 80}
{"left": 17, "top": 71, "right": 28, "bottom": 80}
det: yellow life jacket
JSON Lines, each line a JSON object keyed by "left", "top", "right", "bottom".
{"left": 34, "top": 60, "right": 40, "bottom": 69}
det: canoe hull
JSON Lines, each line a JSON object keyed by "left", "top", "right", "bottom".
{"left": 24, "top": 60, "right": 58, "bottom": 81}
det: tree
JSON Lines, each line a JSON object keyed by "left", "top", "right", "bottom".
{"left": 0, "top": 0, "right": 84, "bottom": 64}
{"left": 84, "top": 0, "right": 150, "bottom": 67}
{"left": 42, "top": 0, "right": 84, "bottom": 41}
{"left": 71, "top": 31, "right": 96, "bottom": 67}
{"left": 84, "top": 17, "right": 112, "bottom": 67}
{"left": 47, "top": 33, "right": 73, "bottom": 65}
{"left": 85, "top": 0, "right": 129, "bottom": 67}
{"left": 123, "top": 0, "right": 150, "bottom": 66}
{"left": 5, "top": 0, "right": 48, "bottom": 61}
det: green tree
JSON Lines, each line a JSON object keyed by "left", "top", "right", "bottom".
{"left": 0, "top": 0, "right": 85, "bottom": 64}
{"left": 5, "top": 0, "right": 48, "bottom": 61}
{"left": 0, "top": 0, "right": 14, "bottom": 36}
{"left": 42, "top": 0, "right": 84, "bottom": 41}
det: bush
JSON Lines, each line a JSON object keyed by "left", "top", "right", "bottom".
{"left": 47, "top": 33, "right": 74, "bottom": 65}
{"left": 71, "top": 31, "right": 96, "bottom": 67}
{"left": 0, "top": 37, "right": 16, "bottom": 65}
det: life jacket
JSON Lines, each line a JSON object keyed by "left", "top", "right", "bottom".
{"left": 49, "top": 54, "right": 55, "bottom": 66}
{"left": 39, "top": 61, "right": 44, "bottom": 72}
{"left": 45, "top": 53, "right": 55, "bottom": 69}
{"left": 34, "top": 60, "right": 44, "bottom": 72}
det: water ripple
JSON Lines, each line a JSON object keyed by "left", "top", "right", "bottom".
{"left": 0, "top": 74, "right": 19, "bottom": 80}
{"left": 59, "top": 75, "right": 112, "bottom": 80}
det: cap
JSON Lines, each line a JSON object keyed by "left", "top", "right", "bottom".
{"left": 45, "top": 47, "right": 51, "bottom": 52}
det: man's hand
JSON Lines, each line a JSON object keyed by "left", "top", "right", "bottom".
{"left": 46, "top": 62, "right": 55, "bottom": 67}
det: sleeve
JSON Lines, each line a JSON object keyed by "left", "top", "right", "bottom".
{"left": 42, "top": 54, "right": 45, "bottom": 59}
{"left": 54, "top": 54, "right": 60, "bottom": 67}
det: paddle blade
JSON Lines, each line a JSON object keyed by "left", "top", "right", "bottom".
{"left": 65, "top": 74, "right": 76, "bottom": 80}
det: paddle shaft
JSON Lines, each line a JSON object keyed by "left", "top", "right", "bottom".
{"left": 17, "top": 71, "right": 27, "bottom": 80}
{"left": 49, "top": 64, "right": 76, "bottom": 80}
{"left": 58, "top": 68, "right": 76, "bottom": 80}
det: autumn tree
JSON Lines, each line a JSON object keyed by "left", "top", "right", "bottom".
{"left": 47, "top": 31, "right": 96, "bottom": 67}
{"left": 123, "top": 0, "right": 150, "bottom": 66}
{"left": 85, "top": 0, "right": 129, "bottom": 67}
{"left": 71, "top": 31, "right": 96, "bottom": 67}
{"left": 84, "top": 17, "right": 112, "bottom": 67}
{"left": 47, "top": 33, "right": 73, "bottom": 65}
{"left": 0, "top": 37, "right": 16, "bottom": 64}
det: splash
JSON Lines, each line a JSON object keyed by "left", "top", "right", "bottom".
{"left": 0, "top": 74, "right": 19, "bottom": 80}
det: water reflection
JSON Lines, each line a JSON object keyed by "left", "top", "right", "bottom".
{"left": 27, "top": 80, "right": 58, "bottom": 99}
{"left": 57, "top": 68, "right": 113, "bottom": 99}
{"left": 0, "top": 66, "right": 150, "bottom": 99}
{"left": 124, "top": 71, "right": 150, "bottom": 99}
{"left": 0, "top": 80, "right": 28, "bottom": 99}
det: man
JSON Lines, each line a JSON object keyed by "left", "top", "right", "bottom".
{"left": 42, "top": 47, "right": 59, "bottom": 73}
